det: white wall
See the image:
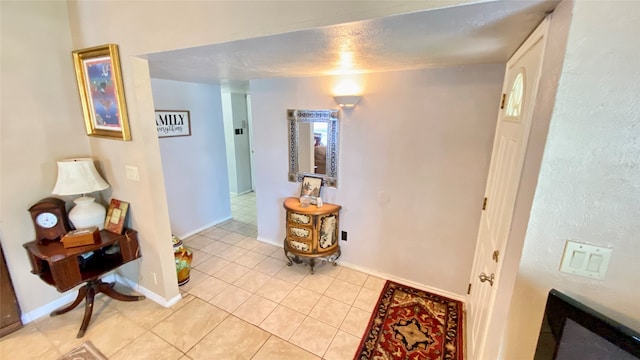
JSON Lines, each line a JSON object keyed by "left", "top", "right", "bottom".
{"left": 501, "top": 1, "right": 640, "bottom": 358}
{"left": 251, "top": 65, "right": 504, "bottom": 296}
{"left": 0, "top": 1, "right": 93, "bottom": 315}
{"left": 151, "top": 79, "right": 231, "bottom": 239}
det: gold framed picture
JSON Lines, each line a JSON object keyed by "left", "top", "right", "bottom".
{"left": 72, "top": 44, "right": 131, "bottom": 141}
{"left": 104, "top": 199, "right": 129, "bottom": 235}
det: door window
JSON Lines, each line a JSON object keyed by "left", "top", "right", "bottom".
{"left": 505, "top": 71, "right": 525, "bottom": 120}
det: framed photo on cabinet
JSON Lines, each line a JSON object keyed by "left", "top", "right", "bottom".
{"left": 300, "top": 176, "right": 323, "bottom": 204}
{"left": 104, "top": 199, "right": 129, "bottom": 235}
{"left": 72, "top": 44, "right": 131, "bottom": 141}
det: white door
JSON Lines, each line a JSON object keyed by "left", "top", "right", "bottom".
{"left": 467, "top": 18, "right": 549, "bottom": 360}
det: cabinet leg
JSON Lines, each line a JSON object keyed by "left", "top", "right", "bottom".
{"left": 50, "top": 285, "right": 89, "bottom": 316}
{"left": 309, "top": 258, "right": 316, "bottom": 274}
{"left": 284, "top": 248, "right": 293, "bottom": 266}
{"left": 77, "top": 287, "right": 96, "bottom": 338}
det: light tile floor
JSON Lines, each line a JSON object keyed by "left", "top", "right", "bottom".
{"left": 1, "top": 192, "right": 386, "bottom": 359}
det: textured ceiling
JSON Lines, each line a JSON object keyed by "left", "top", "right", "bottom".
{"left": 146, "top": 0, "right": 559, "bottom": 89}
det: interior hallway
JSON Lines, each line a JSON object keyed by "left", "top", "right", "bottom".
{"left": 230, "top": 191, "right": 258, "bottom": 231}
{"left": 0, "top": 208, "right": 386, "bottom": 359}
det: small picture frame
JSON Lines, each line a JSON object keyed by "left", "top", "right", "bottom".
{"left": 300, "top": 176, "right": 323, "bottom": 204}
{"left": 104, "top": 199, "right": 129, "bottom": 235}
{"left": 72, "top": 44, "right": 131, "bottom": 141}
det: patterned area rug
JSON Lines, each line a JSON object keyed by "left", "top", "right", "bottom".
{"left": 355, "top": 281, "right": 464, "bottom": 360}
{"left": 57, "top": 341, "right": 107, "bottom": 360}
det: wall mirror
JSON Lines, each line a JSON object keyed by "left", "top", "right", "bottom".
{"left": 288, "top": 109, "right": 339, "bottom": 187}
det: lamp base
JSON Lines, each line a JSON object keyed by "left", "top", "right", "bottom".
{"left": 69, "top": 196, "right": 106, "bottom": 230}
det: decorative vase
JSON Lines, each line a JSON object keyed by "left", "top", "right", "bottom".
{"left": 172, "top": 235, "right": 192, "bottom": 286}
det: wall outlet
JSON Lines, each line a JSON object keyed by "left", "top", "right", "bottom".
{"left": 341, "top": 231, "right": 347, "bottom": 241}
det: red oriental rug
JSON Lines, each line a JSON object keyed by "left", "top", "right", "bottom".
{"left": 355, "top": 281, "right": 464, "bottom": 360}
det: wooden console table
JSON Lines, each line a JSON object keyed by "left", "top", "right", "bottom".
{"left": 24, "top": 229, "right": 144, "bottom": 337}
{"left": 283, "top": 197, "right": 341, "bottom": 273}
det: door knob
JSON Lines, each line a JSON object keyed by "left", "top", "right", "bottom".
{"left": 479, "top": 272, "right": 495, "bottom": 286}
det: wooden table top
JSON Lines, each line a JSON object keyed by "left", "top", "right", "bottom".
{"left": 283, "top": 197, "right": 341, "bottom": 214}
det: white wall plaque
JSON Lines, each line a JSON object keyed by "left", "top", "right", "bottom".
{"left": 155, "top": 110, "right": 191, "bottom": 138}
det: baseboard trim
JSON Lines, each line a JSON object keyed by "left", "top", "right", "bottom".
{"left": 115, "top": 274, "right": 182, "bottom": 308}
{"left": 256, "top": 236, "right": 281, "bottom": 247}
{"left": 20, "top": 273, "right": 117, "bottom": 324}
{"left": 175, "top": 216, "right": 233, "bottom": 240}
{"left": 253, "top": 237, "right": 465, "bottom": 303}
{"left": 336, "top": 260, "right": 466, "bottom": 302}
{"left": 21, "top": 290, "right": 81, "bottom": 325}
{"left": 20, "top": 273, "right": 183, "bottom": 324}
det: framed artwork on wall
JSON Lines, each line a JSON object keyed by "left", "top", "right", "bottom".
{"left": 72, "top": 44, "right": 131, "bottom": 141}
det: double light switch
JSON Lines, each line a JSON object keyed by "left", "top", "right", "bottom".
{"left": 560, "top": 240, "right": 612, "bottom": 280}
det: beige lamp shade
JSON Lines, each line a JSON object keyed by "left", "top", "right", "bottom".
{"left": 52, "top": 158, "right": 109, "bottom": 195}
{"left": 52, "top": 158, "right": 110, "bottom": 230}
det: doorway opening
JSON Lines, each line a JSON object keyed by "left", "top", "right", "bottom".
{"left": 227, "top": 192, "right": 257, "bottom": 237}
{"left": 221, "top": 90, "right": 257, "bottom": 232}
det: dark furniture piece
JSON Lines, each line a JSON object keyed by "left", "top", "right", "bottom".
{"left": 24, "top": 229, "right": 144, "bottom": 338}
{"left": 534, "top": 289, "right": 640, "bottom": 359}
{"left": 0, "top": 244, "right": 22, "bottom": 337}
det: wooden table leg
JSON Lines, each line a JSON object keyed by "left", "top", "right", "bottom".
{"left": 50, "top": 279, "right": 145, "bottom": 338}
{"left": 50, "top": 285, "right": 89, "bottom": 316}
{"left": 76, "top": 286, "right": 95, "bottom": 338}
{"left": 97, "top": 281, "right": 145, "bottom": 301}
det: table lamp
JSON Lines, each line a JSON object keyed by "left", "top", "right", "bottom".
{"left": 52, "top": 158, "right": 110, "bottom": 230}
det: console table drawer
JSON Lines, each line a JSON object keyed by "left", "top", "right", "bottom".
{"left": 288, "top": 225, "right": 312, "bottom": 240}
{"left": 288, "top": 212, "right": 312, "bottom": 225}
{"left": 287, "top": 239, "right": 312, "bottom": 253}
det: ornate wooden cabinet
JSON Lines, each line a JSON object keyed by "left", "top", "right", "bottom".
{"left": 283, "top": 197, "right": 341, "bottom": 273}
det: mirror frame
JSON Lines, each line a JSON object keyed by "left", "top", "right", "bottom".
{"left": 288, "top": 109, "right": 339, "bottom": 187}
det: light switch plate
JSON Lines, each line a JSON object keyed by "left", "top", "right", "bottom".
{"left": 125, "top": 165, "right": 139, "bottom": 181}
{"left": 560, "top": 240, "right": 612, "bottom": 280}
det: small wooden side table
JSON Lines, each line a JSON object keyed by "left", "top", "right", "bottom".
{"left": 24, "top": 229, "right": 144, "bottom": 337}
{"left": 283, "top": 197, "right": 341, "bottom": 273}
